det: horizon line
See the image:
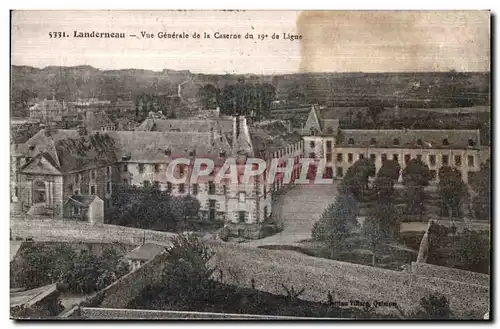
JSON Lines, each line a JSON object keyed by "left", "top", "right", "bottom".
{"left": 10, "top": 64, "right": 490, "bottom": 75}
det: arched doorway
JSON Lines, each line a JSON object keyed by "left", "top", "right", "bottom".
{"left": 33, "top": 180, "right": 47, "bottom": 203}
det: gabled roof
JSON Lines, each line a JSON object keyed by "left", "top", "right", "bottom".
{"left": 337, "top": 129, "right": 481, "bottom": 149}
{"left": 302, "top": 107, "right": 322, "bottom": 134}
{"left": 67, "top": 195, "right": 99, "bottom": 207}
{"left": 10, "top": 283, "right": 59, "bottom": 308}
{"left": 136, "top": 118, "right": 233, "bottom": 134}
{"left": 19, "top": 152, "right": 62, "bottom": 176}
{"left": 17, "top": 129, "right": 79, "bottom": 162}
{"left": 109, "top": 131, "right": 232, "bottom": 162}
{"left": 125, "top": 243, "right": 166, "bottom": 261}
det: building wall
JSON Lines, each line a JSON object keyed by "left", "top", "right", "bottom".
{"left": 88, "top": 198, "right": 104, "bottom": 224}
{"left": 18, "top": 174, "right": 64, "bottom": 216}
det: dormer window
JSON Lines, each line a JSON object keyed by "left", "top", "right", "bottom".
{"left": 393, "top": 138, "right": 400, "bottom": 146}
{"left": 164, "top": 149, "right": 171, "bottom": 156}
{"left": 219, "top": 151, "right": 226, "bottom": 158}
{"left": 442, "top": 138, "right": 449, "bottom": 146}
{"left": 369, "top": 138, "right": 377, "bottom": 146}
{"left": 417, "top": 139, "right": 423, "bottom": 147}
{"left": 28, "top": 145, "right": 35, "bottom": 151}
{"left": 468, "top": 138, "right": 476, "bottom": 147}
{"left": 348, "top": 138, "right": 355, "bottom": 145}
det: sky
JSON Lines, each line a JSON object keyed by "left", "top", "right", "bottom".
{"left": 11, "top": 10, "right": 490, "bottom": 74}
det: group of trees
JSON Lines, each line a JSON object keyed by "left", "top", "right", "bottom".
{"left": 108, "top": 185, "right": 201, "bottom": 232}
{"left": 470, "top": 159, "right": 491, "bottom": 220}
{"left": 197, "top": 81, "right": 276, "bottom": 119}
{"left": 11, "top": 244, "right": 128, "bottom": 293}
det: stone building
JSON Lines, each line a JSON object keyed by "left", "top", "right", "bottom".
{"left": 13, "top": 115, "right": 303, "bottom": 239}
{"left": 301, "top": 106, "right": 489, "bottom": 184}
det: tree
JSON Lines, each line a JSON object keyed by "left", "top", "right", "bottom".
{"left": 419, "top": 293, "right": 452, "bottom": 319}
{"left": 470, "top": 159, "right": 491, "bottom": 220}
{"left": 402, "top": 159, "right": 431, "bottom": 216}
{"left": 198, "top": 84, "right": 218, "bottom": 109}
{"left": 312, "top": 191, "right": 358, "bottom": 257}
{"left": 454, "top": 229, "right": 490, "bottom": 274}
{"left": 367, "top": 100, "right": 385, "bottom": 126}
{"left": 160, "top": 234, "right": 217, "bottom": 308}
{"left": 438, "top": 166, "right": 468, "bottom": 219}
{"left": 342, "top": 158, "right": 376, "bottom": 200}
{"left": 170, "top": 195, "right": 202, "bottom": 230}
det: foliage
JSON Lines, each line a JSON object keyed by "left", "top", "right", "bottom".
{"left": 367, "top": 100, "right": 386, "bottom": 125}
{"left": 217, "top": 82, "right": 276, "bottom": 119}
{"left": 197, "top": 84, "right": 218, "bottom": 109}
{"left": 402, "top": 159, "right": 431, "bottom": 215}
{"left": 362, "top": 201, "right": 400, "bottom": 249}
{"left": 418, "top": 293, "right": 452, "bottom": 319}
{"left": 11, "top": 243, "right": 128, "bottom": 293}
{"left": 159, "top": 234, "right": 217, "bottom": 308}
{"left": 438, "top": 166, "right": 468, "bottom": 218}
{"left": 312, "top": 191, "right": 358, "bottom": 251}
{"left": 109, "top": 184, "right": 201, "bottom": 231}
{"left": 454, "top": 229, "right": 490, "bottom": 274}
{"left": 470, "top": 159, "right": 491, "bottom": 220}
{"left": 342, "top": 158, "right": 376, "bottom": 200}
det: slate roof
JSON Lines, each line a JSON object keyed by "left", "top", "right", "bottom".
{"left": 125, "top": 243, "right": 166, "bottom": 261}
{"left": 136, "top": 118, "right": 234, "bottom": 134}
{"left": 68, "top": 195, "right": 98, "bottom": 207}
{"left": 337, "top": 129, "right": 481, "bottom": 149}
{"left": 84, "top": 111, "right": 113, "bottom": 131}
{"left": 109, "top": 131, "right": 232, "bottom": 162}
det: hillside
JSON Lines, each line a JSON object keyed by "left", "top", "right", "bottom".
{"left": 10, "top": 65, "right": 490, "bottom": 117}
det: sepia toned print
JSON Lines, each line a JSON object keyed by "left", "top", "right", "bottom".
{"left": 10, "top": 10, "right": 491, "bottom": 320}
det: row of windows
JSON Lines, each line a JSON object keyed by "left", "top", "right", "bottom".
{"left": 274, "top": 141, "right": 303, "bottom": 159}
{"left": 74, "top": 166, "right": 113, "bottom": 183}
{"left": 345, "top": 137, "right": 476, "bottom": 147}
{"left": 333, "top": 152, "right": 475, "bottom": 167}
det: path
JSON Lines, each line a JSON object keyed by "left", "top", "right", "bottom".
{"left": 244, "top": 184, "right": 339, "bottom": 247}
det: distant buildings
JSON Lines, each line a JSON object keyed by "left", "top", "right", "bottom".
{"left": 28, "top": 98, "right": 66, "bottom": 123}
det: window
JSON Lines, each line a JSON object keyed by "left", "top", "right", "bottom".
{"left": 73, "top": 206, "right": 80, "bottom": 215}
{"left": 326, "top": 154, "right": 332, "bottom": 162}
{"left": 179, "top": 165, "right": 185, "bottom": 176}
{"left": 106, "top": 166, "right": 111, "bottom": 177}
{"left": 337, "top": 153, "right": 343, "bottom": 162}
{"left": 348, "top": 138, "right": 355, "bottom": 145}
{"left": 392, "top": 154, "right": 399, "bottom": 162}
{"left": 106, "top": 181, "right": 111, "bottom": 193}
{"left": 143, "top": 180, "right": 151, "bottom": 188}
{"left": 359, "top": 153, "right": 365, "bottom": 160}
{"left": 381, "top": 153, "right": 387, "bottom": 162}
{"left": 442, "top": 155, "right": 449, "bottom": 166}
{"left": 327, "top": 127, "right": 333, "bottom": 134}
{"left": 154, "top": 164, "right": 160, "bottom": 173}
{"left": 369, "top": 138, "right": 377, "bottom": 145}
{"left": 423, "top": 155, "right": 433, "bottom": 167}
{"left": 326, "top": 141, "right": 332, "bottom": 152}
{"left": 167, "top": 182, "right": 172, "bottom": 193}
{"left": 430, "top": 170, "right": 437, "bottom": 181}
{"left": 153, "top": 181, "right": 160, "bottom": 189}
{"left": 179, "top": 183, "right": 185, "bottom": 193}
{"left": 264, "top": 206, "right": 268, "bottom": 220}
{"left": 442, "top": 138, "right": 449, "bottom": 146}
{"left": 123, "top": 179, "right": 128, "bottom": 185}
{"left": 238, "top": 229, "right": 245, "bottom": 237}
{"left": 417, "top": 139, "right": 423, "bottom": 147}
{"left": 348, "top": 153, "right": 354, "bottom": 163}
{"left": 264, "top": 185, "right": 267, "bottom": 199}
{"left": 370, "top": 154, "right": 376, "bottom": 162}
{"left": 416, "top": 154, "right": 422, "bottom": 162}
{"left": 335, "top": 167, "right": 343, "bottom": 178}
{"left": 404, "top": 154, "right": 411, "bottom": 164}
{"left": 393, "top": 138, "right": 400, "bottom": 146}
{"left": 138, "top": 164, "right": 145, "bottom": 173}
{"left": 123, "top": 164, "right": 128, "bottom": 172}
{"left": 223, "top": 185, "right": 227, "bottom": 195}
{"left": 468, "top": 139, "right": 476, "bottom": 147}
{"left": 90, "top": 185, "right": 96, "bottom": 195}
{"left": 309, "top": 141, "right": 315, "bottom": 148}
{"left": 239, "top": 192, "right": 246, "bottom": 203}
{"left": 309, "top": 152, "right": 316, "bottom": 159}
{"left": 189, "top": 150, "right": 196, "bottom": 156}
{"left": 91, "top": 169, "right": 96, "bottom": 179}
{"left": 208, "top": 181, "right": 216, "bottom": 195}
{"left": 75, "top": 173, "right": 81, "bottom": 183}
{"left": 454, "top": 155, "right": 462, "bottom": 166}
{"left": 165, "top": 149, "right": 171, "bottom": 156}
{"left": 192, "top": 183, "right": 198, "bottom": 195}
{"left": 239, "top": 211, "right": 246, "bottom": 223}
{"left": 468, "top": 155, "right": 474, "bottom": 167}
